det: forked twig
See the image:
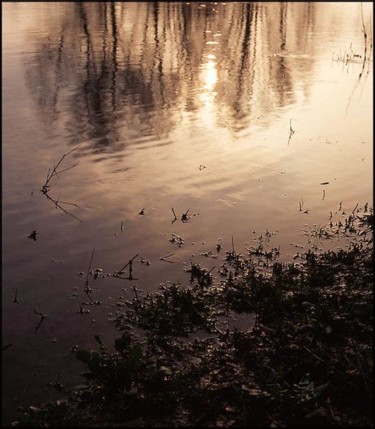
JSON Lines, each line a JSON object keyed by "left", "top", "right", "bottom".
{"left": 40, "top": 145, "right": 83, "bottom": 223}
{"left": 41, "top": 145, "right": 80, "bottom": 194}
{"left": 33, "top": 309, "right": 47, "bottom": 335}
{"left": 113, "top": 254, "right": 139, "bottom": 279}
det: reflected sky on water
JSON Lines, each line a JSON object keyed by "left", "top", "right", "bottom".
{"left": 2, "top": 2, "right": 373, "bottom": 425}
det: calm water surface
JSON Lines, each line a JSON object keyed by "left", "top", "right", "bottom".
{"left": 2, "top": 2, "right": 373, "bottom": 424}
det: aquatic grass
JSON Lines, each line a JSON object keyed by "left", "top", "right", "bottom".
{"left": 13, "top": 208, "right": 373, "bottom": 427}
{"left": 333, "top": 4, "right": 372, "bottom": 81}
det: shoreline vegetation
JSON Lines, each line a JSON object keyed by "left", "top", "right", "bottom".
{"left": 12, "top": 207, "right": 373, "bottom": 427}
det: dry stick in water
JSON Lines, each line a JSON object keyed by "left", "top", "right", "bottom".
{"left": 13, "top": 288, "right": 19, "bottom": 303}
{"left": 33, "top": 309, "right": 47, "bottom": 335}
{"left": 352, "top": 203, "right": 359, "bottom": 216}
{"left": 359, "top": 2, "right": 368, "bottom": 79}
{"left": 181, "top": 209, "right": 190, "bottom": 222}
{"left": 44, "top": 192, "right": 83, "bottom": 223}
{"left": 160, "top": 253, "right": 175, "bottom": 263}
{"left": 114, "top": 254, "right": 139, "bottom": 277}
{"left": 299, "top": 198, "right": 304, "bottom": 211}
{"left": 40, "top": 145, "right": 83, "bottom": 222}
{"left": 86, "top": 249, "right": 95, "bottom": 286}
{"left": 41, "top": 145, "right": 81, "bottom": 194}
{"left": 171, "top": 208, "right": 178, "bottom": 223}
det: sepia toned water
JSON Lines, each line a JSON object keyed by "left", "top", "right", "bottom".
{"left": 2, "top": 2, "right": 373, "bottom": 424}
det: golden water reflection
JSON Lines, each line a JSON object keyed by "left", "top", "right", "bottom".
{"left": 14, "top": 2, "right": 367, "bottom": 153}
{"left": 2, "top": 4, "right": 373, "bottom": 425}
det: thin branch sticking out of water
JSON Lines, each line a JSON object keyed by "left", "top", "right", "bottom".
{"left": 13, "top": 288, "right": 19, "bottom": 303}
{"left": 86, "top": 249, "right": 95, "bottom": 286}
{"left": 40, "top": 145, "right": 83, "bottom": 223}
{"left": 359, "top": 2, "right": 370, "bottom": 79}
{"left": 33, "top": 309, "right": 47, "bottom": 335}
{"left": 171, "top": 208, "right": 178, "bottom": 224}
{"left": 41, "top": 145, "right": 80, "bottom": 194}
{"left": 159, "top": 253, "right": 175, "bottom": 263}
{"left": 113, "top": 254, "right": 139, "bottom": 280}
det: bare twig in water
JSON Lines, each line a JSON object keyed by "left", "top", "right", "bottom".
{"left": 359, "top": 2, "right": 368, "bottom": 79}
{"left": 171, "top": 208, "right": 178, "bottom": 223}
{"left": 299, "top": 198, "right": 304, "bottom": 211}
{"left": 86, "top": 249, "right": 95, "bottom": 286}
{"left": 41, "top": 145, "right": 80, "bottom": 194}
{"left": 352, "top": 203, "right": 359, "bottom": 216}
{"left": 113, "top": 254, "right": 139, "bottom": 279}
{"left": 299, "top": 198, "right": 309, "bottom": 214}
{"left": 181, "top": 209, "right": 190, "bottom": 223}
{"left": 33, "top": 309, "right": 46, "bottom": 318}
{"left": 40, "top": 145, "right": 83, "bottom": 223}
{"left": 33, "top": 309, "right": 47, "bottom": 335}
{"left": 159, "top": 253, "right": 175, "bottom": 263}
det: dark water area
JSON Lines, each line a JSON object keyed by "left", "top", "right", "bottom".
{"left": 2, "top": 2, "right": 373, "bottom": 425}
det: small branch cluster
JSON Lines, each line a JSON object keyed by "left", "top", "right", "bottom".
{"left": 41, "top": 145, "right": 80, "bottom": 195}
{"left": 40, "top": 145, "right": 83, "bottom": 222}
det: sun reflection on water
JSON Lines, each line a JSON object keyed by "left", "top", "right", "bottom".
{"left": 202, "top": 58, "right": 218, "bottom": 91}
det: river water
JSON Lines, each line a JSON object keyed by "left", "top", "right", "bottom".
{"left": 2, "top": 2, "right": 373, "bottom": 425}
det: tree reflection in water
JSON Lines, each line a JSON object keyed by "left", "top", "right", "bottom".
{"left": 25, "top": 2, "right": 318, "bottom": 158}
